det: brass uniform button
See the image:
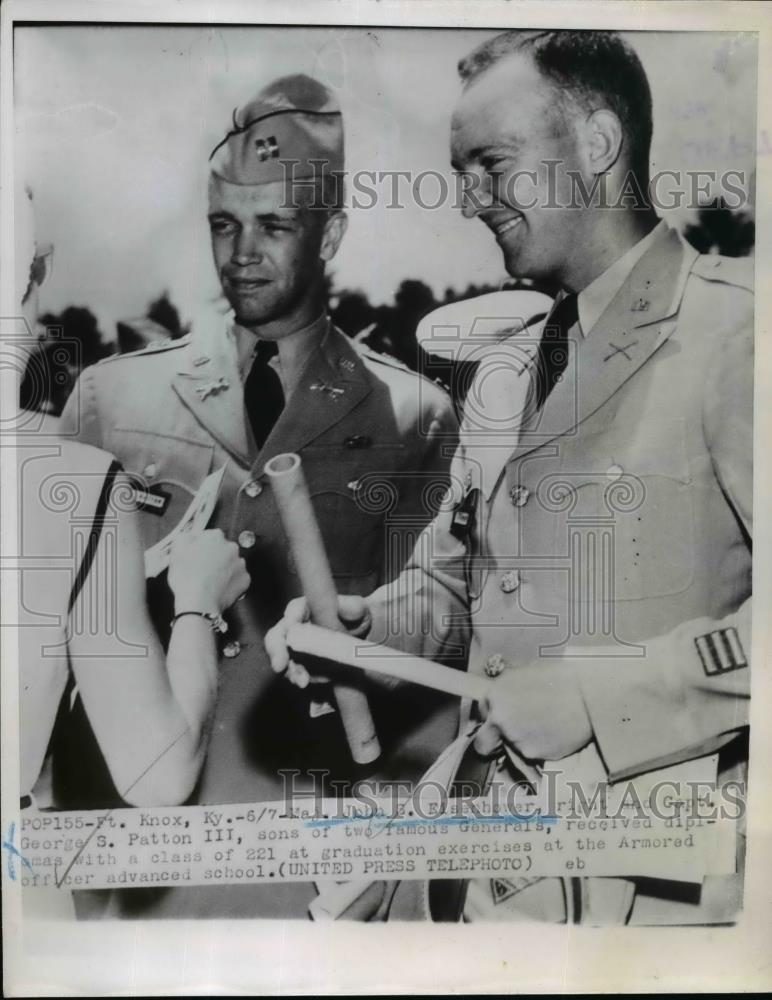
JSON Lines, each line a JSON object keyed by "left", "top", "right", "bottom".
{"left": 244, "top": 480, "right": 263, "bottom": 498}
{"left": 509, "top": 485, "right": 530, "bottom": 507}
{"left": 484, "top": 653, "right": 508, "bottom": 678}
{"left": 222, "top": 640, "right": 242, "bottom": 659}
{"left": 238, "top": 530, "right": 256, "bottom": 549}
{"left": 499, "top": 569, "right": 520, "bottom": 593}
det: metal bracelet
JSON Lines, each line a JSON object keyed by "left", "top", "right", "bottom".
{"left": 170, "top": 610, "right": 228, "bottom": 634}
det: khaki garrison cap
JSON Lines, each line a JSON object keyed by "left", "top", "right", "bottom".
{"left": 209, "top": 74, "right": 344, "bottom": 190}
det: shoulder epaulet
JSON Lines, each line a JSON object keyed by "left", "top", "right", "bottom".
{"left": 360, "top": 346, "right": 452, "bottom": 397}
{"left": 97, "top": 334, "right": 190, "bottom": 365}
{"left": 691, "top": 254, "right": 754, "bottom": 294}
{"left": 360, "top": 346, "right": 414, "bottom": 373}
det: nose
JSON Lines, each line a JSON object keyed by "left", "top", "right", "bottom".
{"left": 232, "top": 228, "right": 263, "bottom": 266}
{"left": 233, "top": 250, "right": 263, "bottom": 267}
{"left": 459, "top": 170, "right": 494, "bottom": 220}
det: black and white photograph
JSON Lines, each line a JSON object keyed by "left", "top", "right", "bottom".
{"left": 2, "top": 0, "right": 770, "bottom": 994}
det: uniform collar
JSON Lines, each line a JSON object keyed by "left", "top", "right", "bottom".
{"left": 230, "top": 311, "right": 329, "bottom": 400}
{"left": 461, "top": 223, "right": 694, "bottom": 500}
{"left": 172, "top": 319, "right": 372, "bottom": 468}
{"left": 577, "top": 220, "right": 666, "bottom": 337}
{"left": 254, "top": 324, "right": 373, "bottom": 469}
{"left": 506, "top": 223, "right": 694, "bottom": 471}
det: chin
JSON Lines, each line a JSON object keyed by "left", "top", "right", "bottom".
{"left": 502, "top": 249, "right": 528, "bottom": 280}
{"left": 230, "top": 299, "right": 277, "bottom": 327}
{"left": 502, "top": 247, "right": 553, "bottom": 285}
{"left": 235, "top": 312, "right": 273, "bottom": 329}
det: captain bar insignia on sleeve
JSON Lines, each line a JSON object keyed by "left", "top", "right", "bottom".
{"left": 695, "top": 627, "right": 748, "bottom": 676}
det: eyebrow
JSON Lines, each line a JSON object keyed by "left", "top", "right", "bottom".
{"left": 450, "top": 138, "right": 523, "bottom": 172}
{"left": 207, "top": 210, "right": 300, "bottom": 223}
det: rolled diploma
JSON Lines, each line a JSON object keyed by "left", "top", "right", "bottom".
{"left": 286, "top": 628, "right": 632, "bottom": 788}
{"left": 286, "top": 622, "right": 491, "bottom": 702}
{"left": 265, "top": 453, "right": 381, "bottom": 765}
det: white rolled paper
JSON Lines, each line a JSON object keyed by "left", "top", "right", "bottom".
{"left": 286, "top": 622, "right": 491, "bottom": 702}
{"left": 265, "top": 452, "right": 381, "bottom": 765}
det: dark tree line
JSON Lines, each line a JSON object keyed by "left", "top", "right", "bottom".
{"left": 21, "top": 202, "right": 754, "bottom": 416}
{"left": 21, "top": 292, "right": 186, "bottom": 415}
{"left": 683, "top": 198, "right": 755, "bottom": 257}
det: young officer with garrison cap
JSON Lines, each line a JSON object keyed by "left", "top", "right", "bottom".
{"left": 60, "top": 74, "right": 458, "bottom": 919}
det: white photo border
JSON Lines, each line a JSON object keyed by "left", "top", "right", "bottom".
{"left": 2, "top": 1, "right": 771, "bottom": 994}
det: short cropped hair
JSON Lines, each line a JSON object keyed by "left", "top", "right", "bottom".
{"left": 459, "top": 30, "right": 653, "bottom": 180}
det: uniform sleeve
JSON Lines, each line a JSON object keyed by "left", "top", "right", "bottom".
{"left": 391, "top": 386, "right": 460, "bottom": 536}
{"left": 579, "top": 313, "right": 752, "bottom": 782}
{"left": 366, "top": 434, "right": 472, "bottom": 668}
{"left": 59, "top": 365, "right": 104, "bottom": 448}
{"left": 397, "top": 382, "right": 460, "bottom": 509}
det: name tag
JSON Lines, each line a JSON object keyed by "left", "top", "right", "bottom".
{"left": 130, "top": 483, "right": 171, "bottom": 515}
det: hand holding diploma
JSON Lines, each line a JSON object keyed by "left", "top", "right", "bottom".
{"left": 267, "top": 605, "right": 596, "bottom": 765}
{"left": 265, "top": 594, "right": 374, "bottom": 690}
{"left": 168, "top": 528, "right": 250, "bottom": 615}
{"left": 144, "top": 465, "right": 226, "bottom": 578}
{"left": 266, "top": 615, "right": 543, "bottom": 784}
{"left": 278, "top": 620, "right": 491, "bottom": 702}
{"left": 265, "top": 453, "right": 381, "bottom": 766}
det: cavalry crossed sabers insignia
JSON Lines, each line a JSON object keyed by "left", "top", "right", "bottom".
{"left": 310, "top": 380, "right": 346, "bottom": 400}
{"left": 195, "top": 376, "right": 230, "bottom": 400}
{"left": 603, "top": 340, "right": 639, "bottom": 363}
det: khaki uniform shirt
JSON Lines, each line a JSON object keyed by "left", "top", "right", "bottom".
{"left": 371, "top": 225, "right": 752, "bottom": 924}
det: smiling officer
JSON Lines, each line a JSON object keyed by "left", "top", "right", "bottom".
{"left": 268, "top": 34, "right": 752, "bottom": 926}
{"left": 60, "top": 74, "right": 458, "bottom": 919}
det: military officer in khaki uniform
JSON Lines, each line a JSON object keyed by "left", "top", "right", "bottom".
{"left": 269, "top": 33, "right": 751, "bottom": 924}
{"left": 60, "top": 74, "right": 458, "bottom": 918}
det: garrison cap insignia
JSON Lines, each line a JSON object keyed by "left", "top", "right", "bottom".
{"left": 255, "top": 136, "right": 280, "bottom": 162}
{"left": 209, "top": 74, "right": 344, "bottom": 189}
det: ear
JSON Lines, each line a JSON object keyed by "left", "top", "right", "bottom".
{"left": 584, "top": 108, "right": 623, "bottom": 174}
{"left": 319, "top": 211, "right": 348, "bottom": 263}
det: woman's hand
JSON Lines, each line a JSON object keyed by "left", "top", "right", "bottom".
{"left": 168, "top": 529, "right": 250, "bottom": 613}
